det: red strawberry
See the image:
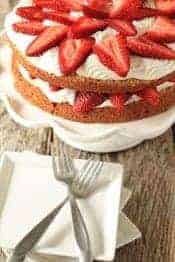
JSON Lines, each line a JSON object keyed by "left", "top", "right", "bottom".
{"left": 83, "top": 5, "right": 109, "bottom": 19}
{"left": 155, "top": 0, "right": 175, "bottom": 16}
{"left": 93, "top": 35, "right": 130, "bottom": 77}
{"left": 108, "top": 19, "right": 137, "bottom": 36}
{"left": 137, "top": 88, "right": 160, "bottom": 106}
{"left": 69, "top": 17, "right": 108, "bottom": 39}
{"left": 44, "top": 10, "right": 77, "bottom": 25}
{"left": 59, "top": 38, "right": 94, "bottom": 74}
{"left": 127, "top": 37, "right": 175, "bottom": 60}
{"left": 145, "top": 16, "right": 175, "bottom": 43}
{"left": 26, "top": 25, "right": 68, "bottom": 56}
{"left": 84, "top": 0, "right": 112, "bottom": 18}
{"left": 56, "top": 0, "right": 84, "bottom": 11}
{"left": 16, "top": 6, "right": 44, "bottom": 21}
{"left": 50, "top": 85, "right": 60, "bottom": 91}
{"left": 73, "top": 92, "right": 104, "bottom": 113}
{"left": 126, "top": 7, "right": 160, "bottom": 21}
{"left": 13, "top": 22, "right": 47, "bottom": 35}
{"left": 110, "top": 0, "right": 142, "bottom": 19}
{"left": 34, "top": 0, "right": 58, "bottom": 10}
{"left": 110, "top": 93, "right": 129, "bottom": 111}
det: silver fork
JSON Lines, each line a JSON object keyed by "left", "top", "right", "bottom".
{"left": 8, "top": 143, "right": 103, "bottom": 262}
{"left": 52, "top": 142, "right": 104, "bottom": 262}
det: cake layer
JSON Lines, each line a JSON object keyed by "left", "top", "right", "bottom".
{"left": 12, "top": 53, "right": 175, "bottom": 123}
{"left": 9, "top": 38, "right": 175, "bottom": 95}
{"left": 5, "top": 0, "right": 175, "bottom": 94}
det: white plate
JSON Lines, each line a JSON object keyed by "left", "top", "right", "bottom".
{"left": 1, "top": 43, "right": 174, "bottom": 153}
{"left": 0, "top": 152, "right": 123, "bottom": 261}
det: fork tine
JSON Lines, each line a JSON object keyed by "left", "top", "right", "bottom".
{"left": 80, "top": 162, "right": 104, "bottom": 193}
{"left": 52, "top": 155, "right": 59, "bottom": 180}
{"left": 79, "top": 161, "right": 102, "bottom": 190}
{"left": 74, "top": 159, "right": 94, "bottom": 186}
{"left": 62, "top": 143, "right": 76, "bottom": 176}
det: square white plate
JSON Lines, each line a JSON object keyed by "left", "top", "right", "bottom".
{"left": 0, "top": 152, "right": 123, "bottom": 261}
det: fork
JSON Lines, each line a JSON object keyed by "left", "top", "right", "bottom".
{"left": 8, "top": 143, "right": 103, "bottom": 262}
{"left": 52, "top": 142, "right": 104, "bottom": 262}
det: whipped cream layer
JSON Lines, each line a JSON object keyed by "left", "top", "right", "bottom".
{"left": 5, "top": 0, "right": 175, "bottom": 81}
{"left": 19, "top": 64, "right": 174, "bottom": 107}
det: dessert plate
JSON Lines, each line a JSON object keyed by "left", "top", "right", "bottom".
{"left": 0, "top": 43, "right": 175, "bottom": 153}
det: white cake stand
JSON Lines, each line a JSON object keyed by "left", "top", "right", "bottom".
{"left": 1, "top": 45, "right": 175, "bottom": 153}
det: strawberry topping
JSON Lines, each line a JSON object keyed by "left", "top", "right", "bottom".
{"left": 26, "top": 25, "right": 68, "bottom": 56}
{"left": 94, "top": 35, "right": 130, "bottom": 77}
{"left": 108, "top": 19, "right": 137, "bottom": 36}
{"left": 69, "top": 17, "right": 108, "bottom": 38}
{"left": 73, "top": 92, "right": 105, "bottom": 112}
{"left": 59, "top": 38, "right": 95, "bottom": 74}
{"left": 110, "top": 0, "right": 142, "bottom": 19}
{"left": 44, "top": 10, "right": 77, "bottom": 25}
{"left": 127, "top": 37, "right": 175, "bottom": 60}
{"left": 145, "top": 16, "right": 175, "bottom": 43}
{"left": 110, "top": 93, "right": 130, "bottom": 111}
{"left": 155, "top": 0, "right": 175, "bottom": 16}
{"left": 34, "top": 0, "right": 58, "bottom": 10}
{"left": 13, "top": 22, "right": 47, "bottom": 35}
{"left": 137, "top": 88, "right": 160, "bottom": 106}
{"left": 16, "top": 6, "right": 44, "bottom": 21}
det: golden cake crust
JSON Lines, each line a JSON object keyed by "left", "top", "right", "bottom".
{"left": 12, "top": 52, "right": 175, "bottom": 123}
{"left": 8, "top": 37, "right": 175, "bottom": 95}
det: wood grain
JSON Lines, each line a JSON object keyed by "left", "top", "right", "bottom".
{"left": 0, "top": 102, "right": 174, "bottom": 262}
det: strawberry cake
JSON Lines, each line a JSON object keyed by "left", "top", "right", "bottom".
{"left": 4, "top": 0, "right": 175, "bottom": 123}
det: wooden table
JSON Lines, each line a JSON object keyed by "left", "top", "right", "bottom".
{"left": 0, "top": 2, "right": 175, "bottom": 261}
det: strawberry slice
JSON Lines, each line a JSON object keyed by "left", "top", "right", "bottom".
{"left": 93, "top": 35, "right": 130, "bottom": 77}
{"left": 16, "top": 6, "right": 44, "bottom": 21}
{"left": 137, "top": 88, "right": 160, "bottom": 106}
{"left": 83, "top": 5, "right": 109, "bottom": 19}
{"left": 56, "top": 0, "right": 84, "bottom": 11}
{"left": 145, "top": 16, "right": 175, "bottom": 43}
{"left": 59, "top": 38, "right": 95, "bottom": 74}
{"left": 87, "top": 0, "right": 112, "bottom": 10}
{"left": 127, "top": 37, "right": 175, "bottom": 60}
{"left": 50, "top": 85, "right": 60, "bottom": 91}
{"left": 13, "top": 22, "right": 47, "bottom": 35}
{"left": 26, "top": 25, "right": 68, "bottom": 56}
{"left": 110, "top": 93, "right": 129, "bottom": 111}
{"left": 69, "top": 17, "right": 108, "bottom": 39}
{"left": 73, "top": 92, "right": 105, "bottom": 113}
{"left": 127, "top": 7, "right": 160, "bottom": 21}
{"left": 44, "top": 10, "right": 77, "bottom": 25}
{"left": 108, "top": 19, "right": 137, "bottom": 36}
{"left": 110, "top": 0, "right": 142, "bottom": 19}
{"left": 34, "top": 0, "right": 58, "bottom": 10}
{"left": 155, "top": 0, "right": 175, "bottom": 16}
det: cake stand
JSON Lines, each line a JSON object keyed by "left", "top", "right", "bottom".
{"left": 1, "top": 44, "right": 175, "bottom": 153}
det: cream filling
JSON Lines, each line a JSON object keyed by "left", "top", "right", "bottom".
{"left": 5, "top": 0, "right": 175, "bottom": 81}
{"left": 18, "top": 65, "right": 174, "bottom": 107}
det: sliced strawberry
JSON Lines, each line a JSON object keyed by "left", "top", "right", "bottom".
{"left": 50, "top": 85, "right": 60, "bottom": 91}
{"left": 156, "top": 0, "right": 175, "bottom": 16}
{"left": 56, "top": 0, "right": 84, "bottom": 11}
{"left": 110, "top": 0, "right": 142, "bottom": 19}
{"left": 26, "top": 25, "right": 68, "bottom": 56}
{"left": 110, "top": 93, "right": 129, "bottom": 111}
{"left": 16, "top": 6, "right": 44, "bottom": 21}
{"left": 87, "top": 0, "right": 112, "bottom": 10}
{"left": 69, "top": 17, "right": 107, "bottom": 39}
{"left": 59, "top": 38, "right": 95, "bottom": 74}
{"left": 94, "top": 35, "right": 130, "bottom": 77}
{"left": 34, "top": 0, "right": 58, "bottom": 10}
{"left": 44, "top": 10, "right": 77, "bottom": 25}
{"left": 127, "top": 37, "right": 175, "bottom": 60}
{"left": 108, "top": 19, "right": 137, "bottom": 36}
{"left": 73, "top": 92, "right": 105, "bottom": 113}
{"left": 137, "top": 88, "right": 160, "bottom": 106}
{"left": 83, "top": 5, "right": 109, "bottom": 19}
{"left": 145, "top": 16, "right": 175, "bottom": 43}
{"left": 127, "top": 7, "right": 160, "bottom": 21}
{"left": 13, "top": 21, "right": 47, "bottom": 35}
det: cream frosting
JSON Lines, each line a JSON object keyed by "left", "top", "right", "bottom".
{"left": 5, "top": 0, "right": 175, "bottom": 81}
{"left": 18, "top": 64, "right": 174, "bottom": 107}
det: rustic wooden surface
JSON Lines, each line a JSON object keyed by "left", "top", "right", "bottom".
{"left": 0, "top": 1, "right": 175, "bottom": 261}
